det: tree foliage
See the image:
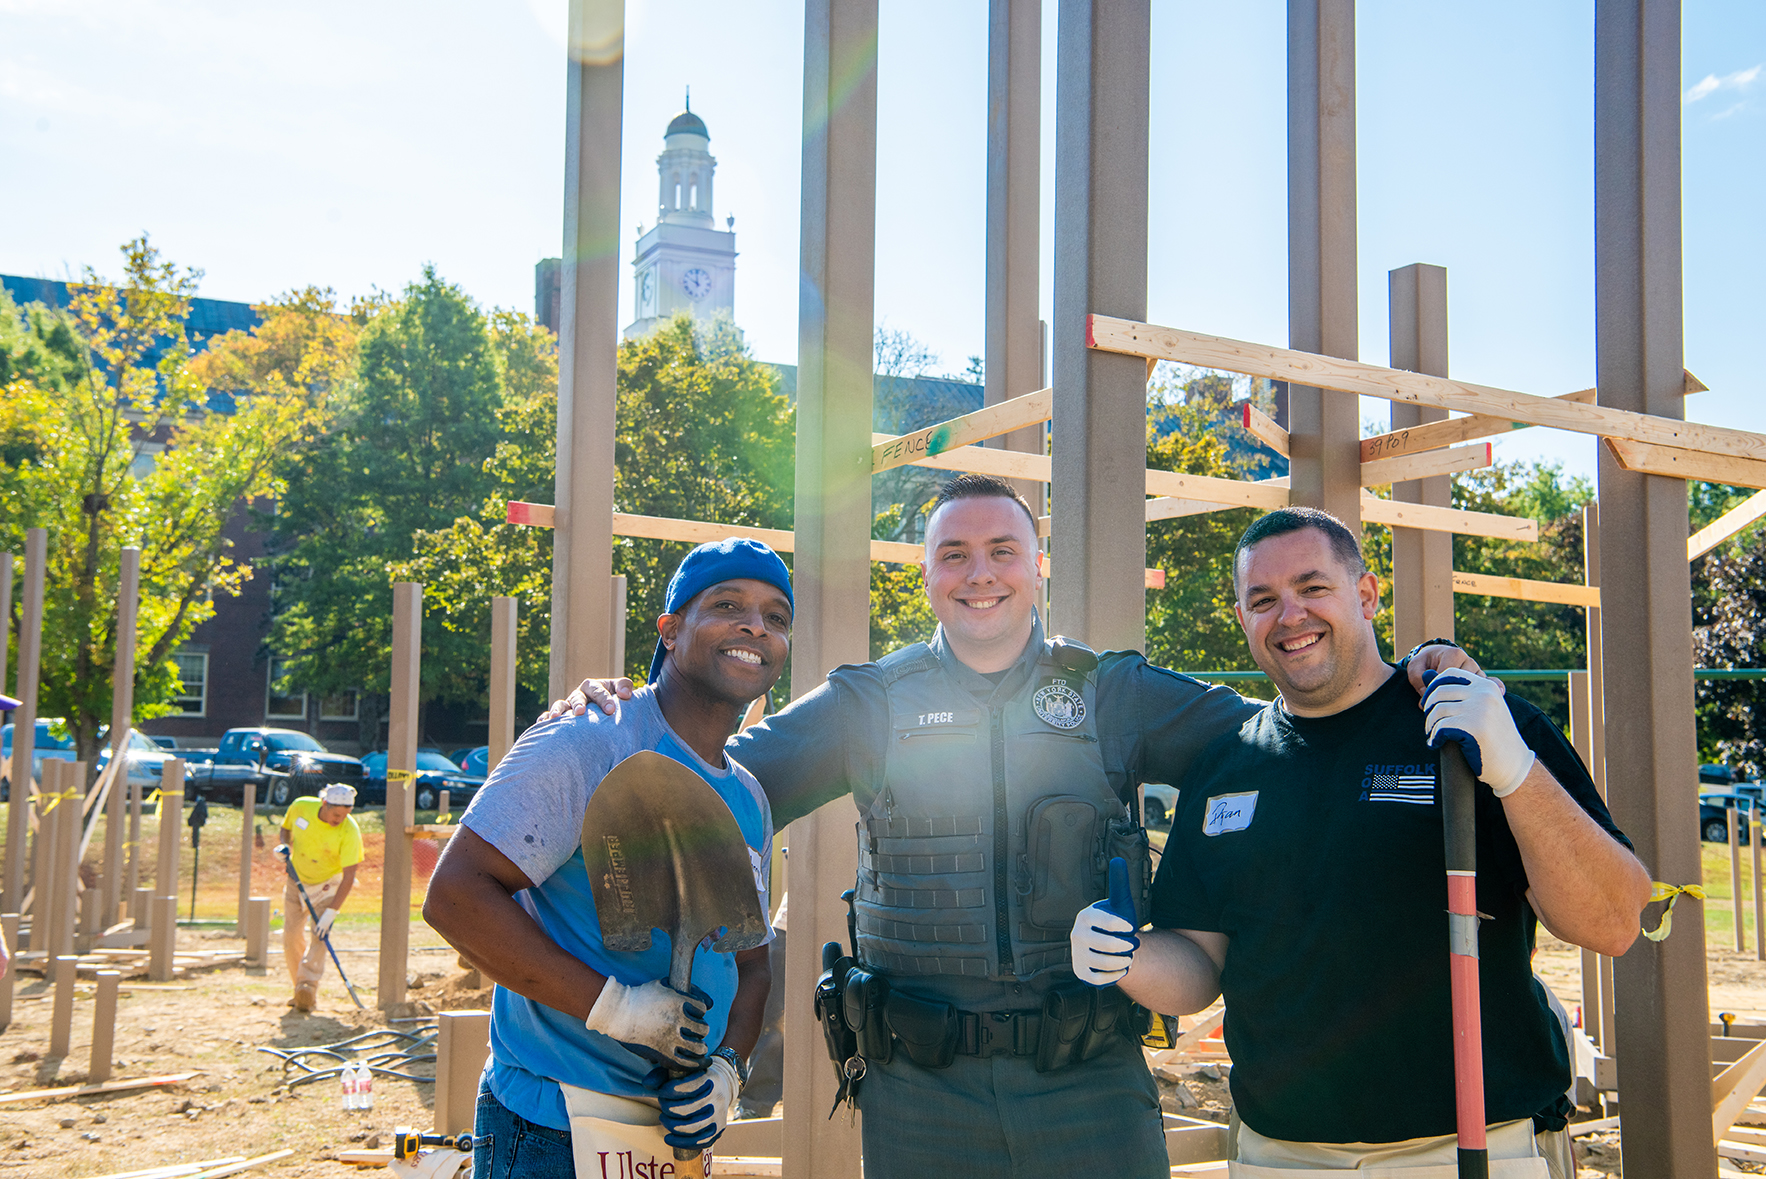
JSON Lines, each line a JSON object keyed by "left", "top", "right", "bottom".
{"left": 1, "top": 238, "right": 326, "bottom": 762}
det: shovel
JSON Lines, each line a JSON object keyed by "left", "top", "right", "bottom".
{"left": 582, "top": 750, "right": 770, "bottom": 1167}
{"left": 1440, "top": 741, "right": 1487, "bottom": 1179}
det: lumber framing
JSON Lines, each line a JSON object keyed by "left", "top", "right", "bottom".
{"left": 1358, "top": 495, "right": 1538, "bottom": 542}
{"left": 870, "top": 386, "right": 1052, "bottom": 474}
{"left": 1689, "top": 489, "right": 1766, "bottom": 561}
{"left": 1359, "top": 443, "right": 1491, "bottom": 487}
{"left": 1606, "top": 438, "right": 1766, "bottom": 492}
{"left": 1452, "top": 571, "right": 1600, "bottom": 608}
{"left": 1240, "top": 402, "right": 1288, "bottom": 457}
{"left": 1086, "top": 315, "right": 1766, "bottom": 464}
{"left": 870, "top": 433, "right": 1048, "bottom": 483}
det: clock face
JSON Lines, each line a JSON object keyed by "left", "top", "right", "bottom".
{"left": 639, "top": 269, "right": 655, "bottom": 311}
{"left": 681, "top": 268, "right": 712, "bottom": 300}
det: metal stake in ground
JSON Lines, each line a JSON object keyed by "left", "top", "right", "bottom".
{"left": 187, "top": 794, "right": 209, "bottom": 921}
{"left": 277, "top": 845, "right": 366, "bottom": 1010}
{"left": 1441, "top": 740, "right": 1487, "bottom": 1179}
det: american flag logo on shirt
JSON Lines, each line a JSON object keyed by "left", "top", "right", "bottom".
{"left": 1361, "top": 767, "right": 1436, "bottom": 805}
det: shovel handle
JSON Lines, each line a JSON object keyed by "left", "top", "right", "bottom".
{"left": 1440, "top": 741, "right": 1487, "bottom": 1178}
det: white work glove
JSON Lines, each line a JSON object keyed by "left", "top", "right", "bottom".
{"left": 652, "top": 1053, "right": 740, "bottom": 1151}
{"left": 585, "top": 977, "right": 711, "bottom": 1069}
{"left": 1071, "top": 856, "right": 1141, "bottom": 986}
{"left": 1421, "top": 669, "right": 1536, "bottom": 798}
{"left": 314, "top": 909, "right": 336, "bottom": 938}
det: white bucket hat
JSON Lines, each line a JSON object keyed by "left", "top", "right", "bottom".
{"left": 320, "top": 783, "right": 358, "bottom": 806}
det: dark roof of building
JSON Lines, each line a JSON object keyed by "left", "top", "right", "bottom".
{"left": 666, "top": 109, "right": 709, "bottom": 139}
{"left": 768, "top": 364, "right": 983, "bottom": 434}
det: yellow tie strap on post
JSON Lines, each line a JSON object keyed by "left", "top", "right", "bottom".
{"left": 386, "top": 768, "right": 421, "bottom": 781}
{"left": 38, "top": 788, "right": 80, "bottom": 814}
{"left": 1642, "top": 882, "right": 1706, "bottom": 942}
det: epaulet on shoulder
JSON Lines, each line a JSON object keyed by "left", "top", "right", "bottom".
{"left": 1047, "top": 635, "right": 1100, "bottom": 675}
{"left": 874, "top": 642, "right": 938, "bottom": 685}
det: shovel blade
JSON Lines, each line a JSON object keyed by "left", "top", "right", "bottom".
{"left": 582, "top": 751, "right": 770, "bottom": 989}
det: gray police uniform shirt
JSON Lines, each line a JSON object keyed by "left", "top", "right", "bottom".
{"left": 728, "top": 623, "right": 1259, "bottom": 1006}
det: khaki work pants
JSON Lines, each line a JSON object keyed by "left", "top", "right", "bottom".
{"left": 283, "top": 875, "right": 342, "bottom": 991}
{"left": 1234, "top": 1117, "right": 1570, "bottom": 1178}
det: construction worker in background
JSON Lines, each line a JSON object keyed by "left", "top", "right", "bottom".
{"left": 278, "top": 782, "right": 363, "bottom": 1011}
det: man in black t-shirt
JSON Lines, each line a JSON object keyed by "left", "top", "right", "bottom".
{"left": 1069, "top": 508, "right": 1651, "bottom": 1174}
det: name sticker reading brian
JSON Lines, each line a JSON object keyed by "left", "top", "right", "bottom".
{"left": 1202, "top": 791, "right": 1259, "bottom": 836}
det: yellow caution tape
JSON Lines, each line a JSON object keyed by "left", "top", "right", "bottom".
{"left": 386, "top": 768, "right": 422, "bottom": 781}
{"left": 434, "top": 812, "right": 453, "bottom": 826}
{"left": 36, "top": 787, "right": 80, "bottom": 813}
{"left": 1642, "top": 881, "right": 1707, "bottom": 942}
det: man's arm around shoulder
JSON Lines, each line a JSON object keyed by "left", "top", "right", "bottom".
{"left": 1118, "top": 929, "right": 1228, "bottom": 1019}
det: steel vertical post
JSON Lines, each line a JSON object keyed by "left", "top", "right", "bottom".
{"left": 984, "top": 0, "right": 1045, "bottom": 507}
{"left": 1594, "top": 1, "right": 1712, "bottom": 1171}
{"left": 1050, "top": 0, "right": 1150, "bottom": 653}
{"left": 104, "top": 547, "right": 140, "bottom": 928}
{"left": 1286, "top": 0, "right": 1361, "bottom": 526}
{"left": 379, "top": 582, "right": 421, "bottom": 1011}
{"left": 781, "top": 1, "right": 877, "bottom": 1175}
{"left": 1387, "top": 265, "right": 1454, "bottom": 653}
{"left": 548, "top": 0, "right": 624, "bottom": 701}
{"left": 5, "top": 529, "right": 46, "bottom": 914}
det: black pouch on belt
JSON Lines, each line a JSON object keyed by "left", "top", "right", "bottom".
{"left": 813, "top": 941, "right": 857, "bottom": 1080}
{"left": 884, "top": 989, "right": 959, "bottom": 1069}
{"left": 1079, "top": 983, "right": 1135, "bottom": 1061}
{"left": 1035, "top": 980, "right": 1093, "bottom": 1073}
{"left": 842, "top": 965, "right": 893, "bottom": 1064}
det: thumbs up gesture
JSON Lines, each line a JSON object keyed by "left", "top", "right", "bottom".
{"left": 1069, "top": 857, "right": 1141, "bottom": 987}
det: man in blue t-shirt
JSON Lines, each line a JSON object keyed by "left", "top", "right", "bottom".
{"left": 426, "top": 539, "right": 794, "bottom": 1178}
{"left": 1071, "top": 508, "right": 1651, "bottom": 1174}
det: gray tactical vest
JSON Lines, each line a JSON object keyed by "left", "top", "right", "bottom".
{"left": 855, "top": 629, "right": 1145, "bottom": 985}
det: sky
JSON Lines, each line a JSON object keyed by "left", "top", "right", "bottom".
{"left": 1, "top": 0, "right": 1760, "bottom": 484}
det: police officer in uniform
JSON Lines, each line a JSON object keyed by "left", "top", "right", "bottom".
{"left": 556, "top": 475, "right": 1481, "bottom": 1178}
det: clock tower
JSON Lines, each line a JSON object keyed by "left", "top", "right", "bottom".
{"left": 623, "top": 97, "right": 738, "bottom": 338}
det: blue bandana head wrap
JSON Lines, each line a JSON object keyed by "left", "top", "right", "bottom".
{"left": 648, "top": 537, "right": 794, "bottom": 682}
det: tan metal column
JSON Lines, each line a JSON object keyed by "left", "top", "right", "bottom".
{"left": 1594, "top": 1, "right": 1712, "bottom": 1171}
{"left": 379, "top": 582, "right": 421, "bottom": 1011}
{"left": 489, "top": 596, "right": 518, "bottom": 774}
{"left": 1286, "top": 0, "right": 1361, "bottom": 526}
{"left": 5, "top": 529, "right": 46, "bottom": 913}
{"left": 781, "top": 2, "right": 876, "bottom": 1175}
{"left": 1386, "top": 266, "right": 1453, "bottom": 652}
{"left": 104, "top": 547, "right": 140, "bottom": 927}
{"left": 1050, "top": 0, "right": 1150, "bottom": 653}
{"left": 983, "top": 0, "right": 1044, "bottom": 506}
{"left": 548, "top": 0, "right": 625, "bottom": 702}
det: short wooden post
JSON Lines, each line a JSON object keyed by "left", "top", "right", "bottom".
{"left": 89, "top": 970, "right": 120, "bottom": 1083}
{"left": 103, "top": 547, "right": 140, "bottom": 928}
{"left": 155, "top": 762, "right": 184, "bottom": 923}
{"left": 378, "top": 582, "right": 420, "bottom": 1011}
{"left": 131, "top": 887, "right": 152, "bottom": 932}
{"left": 437, "top": 790, "right": 450, "bottom": 820}
{"left": 489, "top": 596, "right": 517, "bottom": 774}
{"left": 49, "top": 953, "right": 77, "bottom": 1057}
{"left": 434, "top": 1010, "right": 493, "bottom": 1135}
{"left": 148, "top": 895, "right": 177, "bottom": 982}
{"left": 5, "top": 529, "right": 48, "bottom": 916}
{"left": 1731, "top": 807, "right": 1744, "bottom": 952}
{"left": 244, "top": 896, "right": 271, "bottom": 968}
{"left": 0, "top": 913, "right": 17, "bottom": 1032}
{"left": 236, "top": 781, "right": 256, "bottom": 933}
{"left": 78, "top": 878, "right": 103, "bottom": 953}
{"left": 55, "top": 761, "right": 83, "bottom": 957}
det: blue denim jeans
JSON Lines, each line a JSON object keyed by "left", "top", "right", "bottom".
{"left": 473, "top": 1078, "right": 575, "bottom": 1179}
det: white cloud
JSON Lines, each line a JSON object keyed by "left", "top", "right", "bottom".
{"left": 1685, "top": 63, "right": 1762, "bottom": 104}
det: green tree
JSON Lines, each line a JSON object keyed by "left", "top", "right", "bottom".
{"left": 269, "top": 269, "right": 510, "bottom": 738}
{"left": 1, "top": 237, "right": 326, "bottom": 762}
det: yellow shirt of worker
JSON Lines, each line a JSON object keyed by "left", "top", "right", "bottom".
{"left": 283, "top": 796, "right": 364, "bottom": 884}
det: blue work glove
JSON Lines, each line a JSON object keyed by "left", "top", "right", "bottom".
{"left": 1420, "top": 669, "right": 1536, "bottom": 798}
{"left": 1069, "top": 857, "right": 1141, "bottom": 987}
{"left": 647, "top": 1054, "right": 741, "bottom": 1150}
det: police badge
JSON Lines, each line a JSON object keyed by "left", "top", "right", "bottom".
{"left": 1032, "top": 679, "right": 1086, "bottom": 729}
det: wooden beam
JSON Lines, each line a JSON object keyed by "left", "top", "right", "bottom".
{"left": 506, "top": 500, "right": 555, "bottom": 527}
{"left": 1607, "top": 438, "right": 1766, "bottom": 492}
{"left": 1359, "top": 496, "right": 1539, "bottom": 542}
{"left": 870, "top": 386, "right": 1053, "bottom": 475}
{"left": 870, "top": 433, "right": 1049, "bottom": 482}
{"left": 1144, "top": 468, "right": 1290, "bottom": 510}
{"left": 1240, "top": 402, "right": 1289, "bottom": 457}
{"left": 1146, "top": 497, "right": 1239, "bottom": 522}
{"left": 1452, "top": 571, "right": 1600, "bottom": 608}
{"left": 1360, "top": 443, "right": 1492, "bottom": 487}
{"left": 1715, "top": 1038, "right": 1766, "bottom": 1144}
{"left": 1087, "top": 316, "right": 1766, "bottom": 464}
{"left": 1689, "top": 489, "right": 1766, "bottom": 561}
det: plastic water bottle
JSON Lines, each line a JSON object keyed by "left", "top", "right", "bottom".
{"left": 357, "top": 1063, "right": 373, "bottom": 1111}
{"left": 339, "top": 1064, "right": 356, "bottom": 1110}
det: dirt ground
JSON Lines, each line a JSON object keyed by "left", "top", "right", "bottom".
{"left": 6, "top": 811, "right": 1766, "bottom": 1177}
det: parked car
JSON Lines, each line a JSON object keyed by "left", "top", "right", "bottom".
{"left": 147, "top": 735, "right": 179, "bottom": 751}
{"left": 457, "top": 746, "right": 489, "bottom": 778}
{"left": 1700, "top": 791, "right": 1757, "bottom": 844}
{"left": 95, "top": 727, "right": 178, "bottom": 796}
{"left": 1141, "top": 783, "right": 1178, "bottom": 829}
{"left": 2, "top": 720, "right": 176, "bottom": 801}
{"left": 186, "top": 727, "right": 365, "bottom": 807}
{"left": 359, "top": 749, "right": 465, "bottom": 810}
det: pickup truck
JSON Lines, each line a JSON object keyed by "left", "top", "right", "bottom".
{"left": 185, "top": 727, "right": 366, "bottom": 807}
